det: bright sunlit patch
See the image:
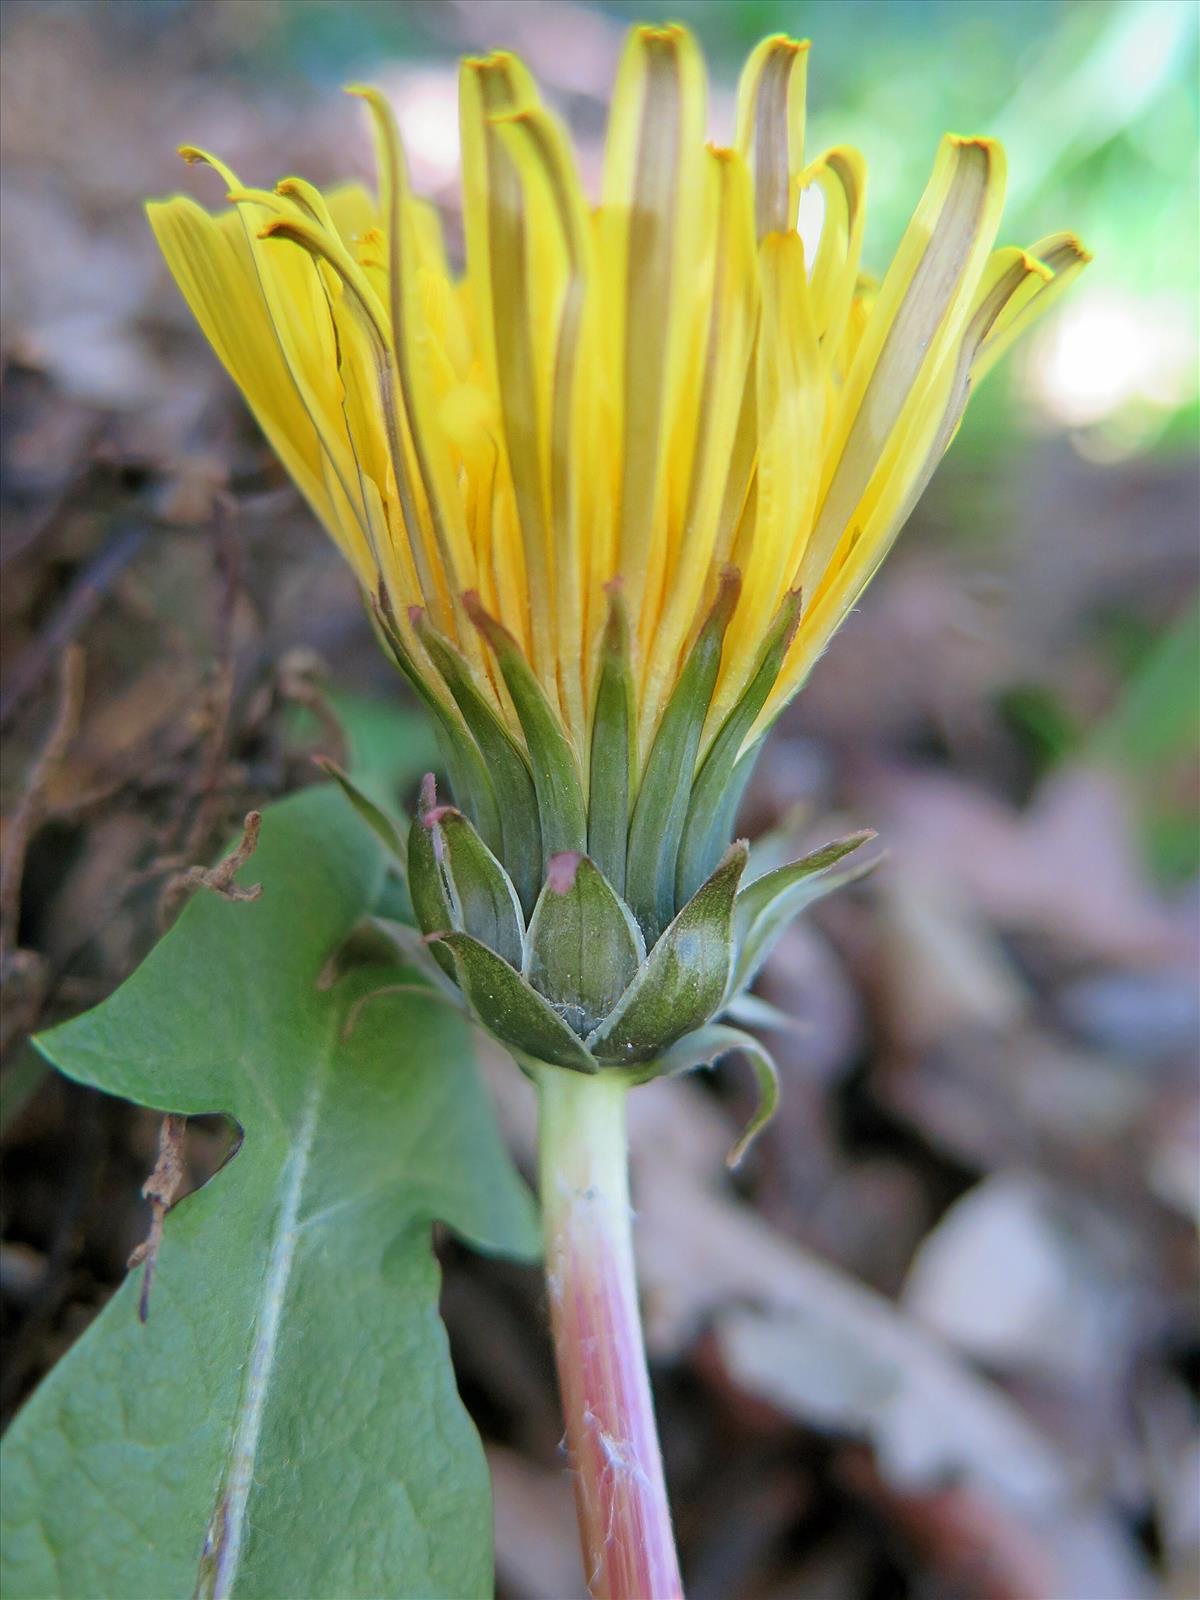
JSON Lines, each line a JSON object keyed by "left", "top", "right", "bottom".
{"left": 1025, "top": 288, "right": 1196, "bottom": 430}
{"left": 797, "top": 181, "right": 825, "bottom": 268}
{"left": 379, "top": 69, "right": 460, "bottom": 188}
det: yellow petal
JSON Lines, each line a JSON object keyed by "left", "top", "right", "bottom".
{"left": 348, "top": 87, "right": 484, "bottom": 662}
{"left": 322, "top": 181, "right": 378, "bottom": 246}
{"left": 759, "top": 240, "right": 1068, "bottom": 733}
{"left": 600, "top": 24, "right": 707, "bottom": 649}
{"left": 803, "top": 146, "right": 867, "bottom": 360}
{"left": 149, "top": 30, "right": 1086, "bottom": 787}
{"left": 458, "top": 53, "right": 542, "bottom": 403}
{"left": 146, "top": 193, "right": 369, "bottom": 563}
{"left": 477, "top": 120, "right": 562, "bottom": 696}
{"left": 721, "top": 230, "right": 822, "bottom": 726}
{"left": 641, "top": 146, "right": 759, "bottom": 743}
{"left": 972, "top": 231, "right": 1091, "bottom": 382}
{"left": 735, "top": 34, "right": 811, "bottom": 239}
{"left": 492, "top": 106, "right": 596, "bottom": 742}
{"left": 799, "top": 135, "right": 1006, "bottom": 601}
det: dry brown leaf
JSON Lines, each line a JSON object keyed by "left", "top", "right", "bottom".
{"left": 489, "top": 1445, "right": 585, "bottom": 1600}
{"left": 874, "top": 764, "right": 1181, "bottom": 963}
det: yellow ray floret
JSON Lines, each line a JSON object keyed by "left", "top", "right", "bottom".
{"left": 147, "top": 27, "right": 1088, "bottom": 781}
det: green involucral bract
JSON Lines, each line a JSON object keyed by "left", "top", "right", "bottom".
{"left": 397, "top": 592, "right": 881, "bottom": 1134}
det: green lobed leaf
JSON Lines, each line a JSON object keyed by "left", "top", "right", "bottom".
{"left": 465, "top": 593, "right": 588, "bottom": 866}
{"left": 625, "top": 569, "right": 741, "bottom": 942}
{"left": 675, "top": 589, "right": 802, "bottom": 904}
{"left": 412, "top": 607, "right": 543, "bottom": 913}
{"left": 432, "top": 931, "right": 598, "bottom": 1073}
{"left": 0, "top": 787, "right": 538, "bottom": 1600}
{"left": 729, "top": 830, "right": 878, "bottom": 996}
{"left": 587, "top": 841, "right": 748, "bottom": 1064}
{"left": 524, "top": 852, "right": 645, "bottom": 1037}
{"left": 586, "top": 585, "right": 637, "bottom": 895}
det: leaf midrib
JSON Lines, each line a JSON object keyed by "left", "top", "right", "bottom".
{"left": 195, "top": 1060, "right": 327, "bottom": 1600}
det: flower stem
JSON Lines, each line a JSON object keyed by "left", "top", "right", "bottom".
{"left": 536, "top": 1068, "right": 683, "bottom": 1600}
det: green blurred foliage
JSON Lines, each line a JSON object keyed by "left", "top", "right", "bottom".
{"left": 1089, "top": 600, "right": 1200, "bottom": 881}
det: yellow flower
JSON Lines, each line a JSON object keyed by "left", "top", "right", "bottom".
{"left": 148, "top": 25, "right": 1086, "bottom": 956}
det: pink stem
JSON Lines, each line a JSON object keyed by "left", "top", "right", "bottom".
{"left": 537, "top": 1068, "right": 683, "bottom": 1600}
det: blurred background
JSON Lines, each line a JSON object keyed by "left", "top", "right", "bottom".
{"left": 1, "top": 2, "right": 1197, "bottom": 1597}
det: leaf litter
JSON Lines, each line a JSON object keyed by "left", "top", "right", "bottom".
{"left": 1, "top": 4, "right": 1197, "bottom": 1598}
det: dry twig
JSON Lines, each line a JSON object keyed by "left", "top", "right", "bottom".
{"left": 175, "top": 506, "right": 241, "bottom": 864}
{"left": 157, "top": 810, "right": 263, "bottom": 930}
{"left": 0, "top": 646, "right": 86, "bottom": 971}
{"left": 128, "top": 1113, "right": 188, "bottom": 1323}
{"left": 0, "top": 524, "right": 143, "bottom": 727}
